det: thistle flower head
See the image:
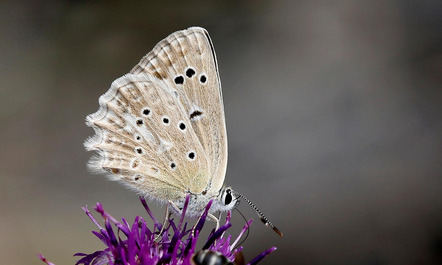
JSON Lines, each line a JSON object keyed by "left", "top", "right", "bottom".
{"left": 39, "top": 195, "right": 276, "bottom": 265}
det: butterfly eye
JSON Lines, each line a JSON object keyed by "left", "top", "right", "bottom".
{"left": 223, "top": 188, "right": 233, "bottom": 206}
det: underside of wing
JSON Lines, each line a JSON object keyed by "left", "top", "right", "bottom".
{"left": 130, "top": 27, "right": 228, "bottom": 193}
{"left": 85, "top": 73, "right": 210, "bottom": 202}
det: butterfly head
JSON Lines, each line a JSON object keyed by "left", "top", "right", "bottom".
{"left": 203, "top": 186, "right": 239, "bottom": 214}
{"left": 219, "top": 186, "right": 239, "bottom": 211}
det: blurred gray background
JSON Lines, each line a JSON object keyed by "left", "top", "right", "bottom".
{"left": 1, "top": 1, "right": 441, "bottom": 265}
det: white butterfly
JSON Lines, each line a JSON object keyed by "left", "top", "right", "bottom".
{"left": 85, "top": 27, "right": 281, "bottom": 236}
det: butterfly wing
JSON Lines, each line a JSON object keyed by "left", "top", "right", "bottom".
{"left": 85, "top": 73, "right": 210, "bottom": 203}
{"left": 130, "top": 27, "right": 228, "bottom": 194}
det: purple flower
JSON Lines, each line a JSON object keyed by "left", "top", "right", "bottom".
{"left": 39, "top": 195, "right": 276, "bottom": 265}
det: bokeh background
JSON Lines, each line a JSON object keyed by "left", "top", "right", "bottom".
{"left": 1, "top": 1, "right": 441, "bottom": 264}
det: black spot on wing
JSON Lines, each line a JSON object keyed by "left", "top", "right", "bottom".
{"left": 190, "top": 110, "right": 203, "bottom": 119}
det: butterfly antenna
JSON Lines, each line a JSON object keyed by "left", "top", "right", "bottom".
{"left": 235, "top": 192, "right": 283, "bottom": 237}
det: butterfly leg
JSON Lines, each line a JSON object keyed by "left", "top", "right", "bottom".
{"left": 155, "top": 203, "right": 172, "bottom": 241}
{"left": 207, "top": 213, "right": 220, "bottom": 231}
{"left": 155, "top": 200, "right": 185, "bottom": 241}
{"left": 191, "top": 212, "right": 220, "bottom": 237}
{"left": 168, "top": 200, "right": 183, "bottom": 213}
{"left": 209, "top": 213, "right": 225, "bottom": 241}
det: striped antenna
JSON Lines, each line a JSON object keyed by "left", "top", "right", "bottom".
{"left": 234, "top": 191, "right": 283, "bottom": 237}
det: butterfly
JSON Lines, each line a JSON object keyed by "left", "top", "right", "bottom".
{"left": 84, "top": 27, "right": 281, "bottom": 236}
